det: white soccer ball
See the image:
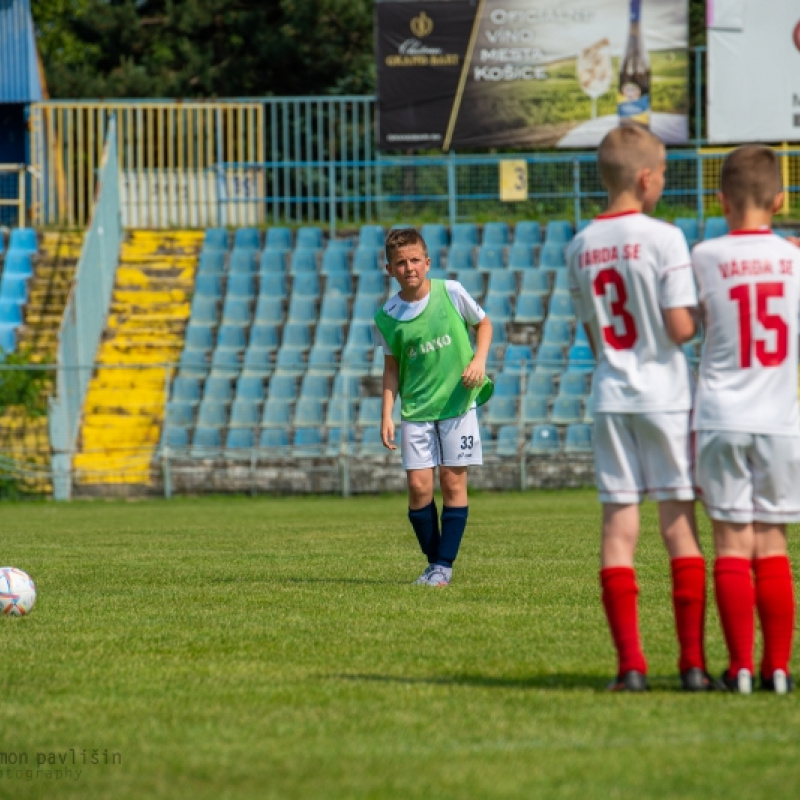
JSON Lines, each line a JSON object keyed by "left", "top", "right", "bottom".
{"left": 0, "top": 567, "right": 37, "bottom": 616}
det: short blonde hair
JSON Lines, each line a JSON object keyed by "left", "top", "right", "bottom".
{"left": 385, "top": 227, "right": 428, "bottom": 262}
{"left": 597, "top": 123, "right": 665, "bottom": 193}
{"left": 720, "top": 145, "right": 782, "bottom": 213}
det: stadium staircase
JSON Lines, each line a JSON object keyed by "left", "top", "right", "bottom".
{"left": 72, "top": 230, "right": 203, "bottom": 488}
{"left": 0, "top": 231, "right": 83, "bottom": 494}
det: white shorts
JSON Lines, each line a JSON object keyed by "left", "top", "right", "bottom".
{"left": 695, "top": 430, "right": 800, "bottom": 524}
{"left": 594, "top": 411, "right": 694, "bottom": 504}
{"left": 400, "top": 407, "right": 483, "bottom": 470}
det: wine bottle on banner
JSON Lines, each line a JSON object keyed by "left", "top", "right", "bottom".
{"left": 617, "top": 0, "right": 651, "bottom": 126}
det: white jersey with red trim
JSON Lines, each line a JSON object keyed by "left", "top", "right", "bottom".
{"left": 567, "top": 211, "right": 697, "bottom": 412}
{"left": 692, "top": 230, "right": 800, "bottom": 435}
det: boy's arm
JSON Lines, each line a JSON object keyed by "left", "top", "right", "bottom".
{"left": 663, "top": 306, "right": 698, "bottom": 345}
{"left": 463, "top": 315, "right": 493, "bottom": 388}
{"left": 381, "top": 354, "right": 399, "bottom": 450}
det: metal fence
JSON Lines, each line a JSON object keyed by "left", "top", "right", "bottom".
{"left": 47, "top": 116, "right": 122, "bottom": 501}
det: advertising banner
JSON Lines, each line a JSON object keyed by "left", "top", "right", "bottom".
{"left": 707, "top": 0, "right": 800, "bottom": 143}
{"left": 376, "top": 0, "right": 689, "bottom": 151}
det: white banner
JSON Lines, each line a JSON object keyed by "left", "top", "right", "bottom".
{"left": 707, "top": 0, "right": 800, "bottom": 143}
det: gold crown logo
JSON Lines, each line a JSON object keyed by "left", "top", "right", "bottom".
{"left": 410, "top": 11, "right": 433, "bottom": 38}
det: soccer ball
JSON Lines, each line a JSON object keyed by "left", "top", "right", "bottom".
{"left": 0, "top": 567, "right": 37, "bottom": 616}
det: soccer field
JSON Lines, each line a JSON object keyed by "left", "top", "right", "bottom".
{"left": 2, "top": 490, "right": 799, "bottom": 799}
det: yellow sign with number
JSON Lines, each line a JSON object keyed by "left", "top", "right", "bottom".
{"left": 499, "top": 160, "right": 528, "bottom": 202}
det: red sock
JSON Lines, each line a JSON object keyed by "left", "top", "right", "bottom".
{"left": 600, "top": 567, "right": 647, "bottom": 675}
{"left": 714, "top": 557, "right": 754, "bottom": 676}
{"left": 754, "top": 555, "right": 795, "bottom": 678}
{"left": 671, "top": 556, "right": 707, "bottom": 673}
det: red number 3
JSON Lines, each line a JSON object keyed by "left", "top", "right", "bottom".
{"left": 593, "top": 267, "right": 638, "bottom": 349}
{"left": 729, "top": 282, "right": 788, "bottom": 368}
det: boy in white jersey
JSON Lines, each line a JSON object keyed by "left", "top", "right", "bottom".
{"left": 567, "top": 124, "right": 711, "bottom": 692}
{"left": 375, "top": 228, "right": 493, "bottom": 587}
{"left": 692, "top": 145, "right": 800, "bottom": 694}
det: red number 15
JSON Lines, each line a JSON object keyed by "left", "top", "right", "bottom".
{"left": 729, "top": 282, "right": 788, "bottom": 368}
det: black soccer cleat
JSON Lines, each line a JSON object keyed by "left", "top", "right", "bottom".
{"left": 607, "top": 670, "right": 648, "bottom": 692}
{"left": 760, "top": 669, "right": 794, "bottom": 694}
{"left": 720, "top": 668, "right": 753, "bottom": 694}
{"left": 680, "top": 667, "right": 721, "bottom": 692}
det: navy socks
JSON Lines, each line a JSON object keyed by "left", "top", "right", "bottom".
{"left": 408, "top": 501, "right": 440, "bottom": 564}
{"left": 437, "top": 505, "right": 469, "bottom": 568}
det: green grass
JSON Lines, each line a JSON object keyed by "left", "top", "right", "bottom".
{"left": 2, "top": 491, "right": 800, "bottom": 799}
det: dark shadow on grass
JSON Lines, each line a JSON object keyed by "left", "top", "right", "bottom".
{"left": 282, "top": 577, "right": 408, "bottom": 586}
{"left": 330, "top": 672, "right": 690, "bottom": 693}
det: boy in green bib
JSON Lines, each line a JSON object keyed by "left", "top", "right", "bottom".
{"left": 375, "top": 228, "right": 493, "bottom": 586}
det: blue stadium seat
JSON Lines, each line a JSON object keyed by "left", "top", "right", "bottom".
{"left": 178, "top": 349, "right": 209, "bottom": 376}
{"left": 286, "top": 295, "right": 317, "bottom": 323}
{"left": 339, "top": 346, "right": 371, "bottom": 377}
{"left": 171, "top": 376, "right": 202, "bottom": 405}
{"left": 197, "top": 250, "right": 226, "bottom": 275}
{"left": 299, "top": 373, "right": 331, "bottom": 400}
{"left": 539, "top": 243, "right": 567, "bottom": 270}
{"left": 566, "top": 343, "right": 595, "bottom": 373}
{"left": 551, "top": 395, "right": 583, "bottom": 425}
{"left": 526, "top": 371, "right": 556, "bottom": 398}
{"left": 233, "top": 228, "right": 261, "bottom": 251}
{"left": 536, "top": 344, "right": 566, "bottom": 373}
{"left": 229, "top": 400, "right": 262, "bottom": 428}
{"left": 319, "top": 293, "right": 349, "bottom": 324}
{"left": 521, "top": 394, "right": 549, "bottom": 425}
{"left": 453, "top": 270, "right": 484, "bottom": 298}
{"left": 544, "top": 220, "right": 574, "bottom": 244}
{"left": 162, "top": 426, "right": 190, "bottom": 450}
{"left": 0, "top": 302, "right": 23, "bottom": 327}
{"left": 203, "top": 375, "right": 233, "bottom": 403}
{"left": 565, "top": 423, "right": 593, "bottom": 453}
{"left": 447, "top": 245, "right": 475, "bottom": 271}
{"left": 356, "top": 396, "right": 382, "bottom": 427}
{"left": 528, "top": 423, "right": 561, "bottom": 454}
{"left": 358, "top": 427, "right": 388, "bottom": 456}
{"left": 332, "top": 372, "right": 360, "bottom": 401}
{"left": 552, "top": 270, "right": 571, "bottom": 293}
{"left": 252, "top": 296, "right": 284, "bottom": 325}
{"left": 226, "top": 273, "right": 256, "bottom": 299}
{"left": 293, "top": 428, "right": 324, "bottom": 456}
{"left": 259, "top": 428, "right": 289, "bottom": 450}
{"left": 358, "top": 225, "right": 385, "bottom": 249}
{"left": 482, "top": 221, "right": 510, "bottom": 246}
{"left": 195, "top": 273, "right": 223, "bottom": 298}
{"left": 486, "top": 395, "right": 517, "bottom": 426}
{"left": 291, "top": 272, "right": 321, "bottom": 299}
{"left": 296, "top": 226, "right": 324, "bottom": 250}
{"left": 326, "top": 427, "right": 356, "bottom": 456}
{"left": 185, "top": 324, "right": 214, "bottom": 352}
{"left": 306, "top": 346, "right": 339, "bottom": 375}
{"left": 507, "top": 244, "right": 535, "bottom": 270}
{"left": 503, "top": 344, "right": 534, "bottom": 374}
{"left": 583, "top": 393, "right": 595, "bottom": 424}
{"left": 3, "top": 251, "right": 33, "bottom": 278}
{"left": 290, "top": 249, "right": 318, "bottom": 274}
{"left": 325, "top": 272, "right": 353, "bottom": 296}
{"left": 261, "top": 397, "right": 294, "bottom": 428}
{"left": 196, "top": 401, "right": 229, "bottom": 428}
{"left": 346, "top": 321, "right": 374, "bottom": 350}
{"left": 352, "top": 246, "right": 382, "bottom": 275}
{"left": 259, "top": 249, "right": 288, "bottom": 274}
{"left": 521, "top": 269, "right": 551, "bottom": 296}
{"left": 327, "top": 236, "right": 355, "bottom": 251}
{"left": 451, "top": 222, "right": 479, "bottom": 247}
{"left": 242, "top": 346, "right": 274, "bottom": 375}
{"left": 483, "top": 294, "right": 513, "bottom": 324}
{"left": 548, "top": 293, "right": 575, "bottom": 320}
{"left": 165, "top": 401, "right": 195, "bottom": 428}
{"left": 203, "top": 228, "right": 228, "bottom": 252}
{"left": 703, "top": 217, "right": 729, "bottom": 239}
{"left": 210, "top": 348, "right": 241, "bottom": 377}
{"left": 352, "top": 294, "right": 379, "bottom": 323}
{"left": 221, "top": 298, "right": 252, "bottom": 326}
{"left": 420, "top": 223, "right": 449, "bottom": 251}
{"left": 494, "top": 372, "right": 523, "bottom": 397}
{"left": 226, "top": 428, "right": 255, "bottom": 455}
{"left": 495, "top": 425, "right": 521, "bottom": 457}
{"left": 487, "top": 270, "right": 517, "bottom": 295}
{"left": 293, "top": 397, "right": 326, "bottom": 427}
{"left": 675, "top": 217, "right": 700, "bottom": 246}
{"left": 514, "top": 293, "right": 545, "bottom": 325}
{"left": 476, "top": 245, "right": 505, "bottom": 271}
{"left": 321, "top": 248, "right": 350, "bottom": 275}
{"left": 235, "top": 374, "right": 266, "bottom": 402}
{"left": 267, "top": 372, "right": 298, "bottom": 401}
{"left": 514, "top": 221, "right": 542, "bottom": 246}
{"left": 259, "top": 272, "right": 288, "bottom": 299}
{"left": 265, "top": 227, "right": 293, "bottom": 251}
{"left": 559, "top": 371, "right": 589, "bottom": 397}
{"left": 313, "top": 322, "right": 345, "bottom": 351}
{"left": 216, "top": 324, "right": 247, "bottom": 351}
{"left": 356, "top": 272, "right": 387, "bottom": 297}
{"left": 191, "top": 426, "right": 223, "bottom": 456}
{"left": 541, "top": 318, "right": 572, "bottom": 347}
{"left": 228, "top": 250, "right": 257, "bottom": 274}
{"left": 326, "top": 397, "right": 357, "bottom": 427}
{"left": 274, "top": 347, "right": 306, "bottom": 374}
